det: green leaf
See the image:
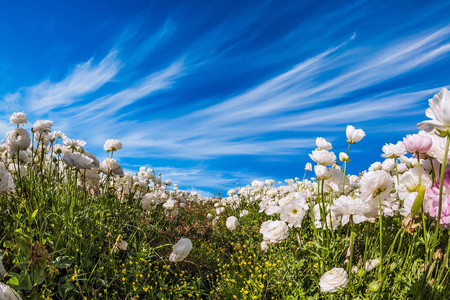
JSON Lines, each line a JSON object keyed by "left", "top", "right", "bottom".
{"left": 53, "top": 256, "right": 75, "bottom": 269}
{"left": 7, "top": 276, "right": 20, "bottom": 286}
{"left": 31, "top": 209, "right": 39, "bottom": 220}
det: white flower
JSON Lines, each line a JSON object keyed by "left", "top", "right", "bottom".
{"left": 319, "top": 268, "right": 349, "bottom": 293}
{"left": 280, "top": 199, "right": 309, "bottom": 228}
{"left": 417, "top": 87, "right": 450, "bottom": 133}
{"left": 103, "top": 139, "right": 122, "bottom": 152}
{"left": 381, "top": 141, "right": 406, "bottom": 158}
{"left": 397, "top": 167, "right": 432, "bottom": 201}
{"left": 169, "top": 238, "right": 192, "bottom": 262}
{"left": 163, "top": 180, "right": 172, "bottom": 186}
{"left": 309, "top": 150, "right": 336, "bottom": 165}
{"left": 226, "top": 216, "right": 239, "bottom": 231}
{"left": 99, "top": 158, "right": 124, "bottom": 176}
{"left": 305, "top": 162, "right": 312, "bottom": 171}
{"left": 314, "top": 165, "right": 331, "bottom": 180}
{"left": 32, "top": 120, "right": 53, "bottom": 133}
{"left": 381, "top": 159, "right": 395, "bottom": 172}
{"left": 239, "top": 209, "right": 249, "bottom": 217}
{"left": 6, "top": 128, "right": 30, "bottom": 152}
{"left": 0, "top": 282, "right": 23, "bottom": 300}
{"left": 62, "top": 153, "right": 95, "bottom": 169}
{"left": 163, "top": 198, "right": 177, "bottom": 210}
{"left": 227, "top": 189, "right": 237, "bottom": 196}
{"left": 313, "top": 203, "right": 340, "bottom": 231}
{"left": 339, "top": 152, "right": 349, "bottom": 162}
{"left": 51, "top": 130, "right": 66, "bottom": 140}
{"left": 0, "top": 166, "right": 15, "bottom": 193}
{"left": 141, "top": 193, "right": 157, "bottom": 211}
{"left": 316, "top": 137, "right": 333, "bottom": 150}
{"left": 368, "top": 161, "right": 382, "bottom": 172}
{"left": 259, "top": 220, "right": 289, "bottom": 244}
{"left": 62, "top": 137, "right": 86, "bottom": 152}
{"left": 206, "top": 213, "right": 213, "bottom": 219}
{"left": 331, "top": 196, "right": 375, "bottom": 225}
{"left": 346, "top": 125, "right": 365, "bottom": 143}
{"left": 260, "top": 241, "right": 269, "bottom": 252}
{"left": 364, "top": 259, "right": 380, "bottom": 272}
{"left": 10, "top": 112, "right": 27, "bottom": 126}
{"left": 360, "top": 170, "right": 393, "bottom": 203}
{"left": 0, "top": 255, "right": 6, "bottom": 277}
{"left": 113, "top": 239, "right": 128, "bottom": 252}
{"left": 428, "top": 134, "right": 450, "bottom": 165}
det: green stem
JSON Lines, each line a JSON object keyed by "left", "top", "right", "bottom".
{"left": 433, "top": 135, "right": 450, "bottom": 250}
{"left": 378, "top": 195, "right": 384, "bottom": 283}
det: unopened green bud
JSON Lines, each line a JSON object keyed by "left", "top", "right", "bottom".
{"left": 369, "top": 280, "right": 382, "bottom": 292}
{"left": 411, "top": 185, "right": 426, "bottom": 216}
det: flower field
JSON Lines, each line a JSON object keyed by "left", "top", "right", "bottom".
{"left": 1, "top": 88, "right": 450, "bottom": 300}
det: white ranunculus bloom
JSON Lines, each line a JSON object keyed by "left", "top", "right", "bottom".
{"left": 169, "top": 238, "right": 193, "bottom": 262}
{"left": 0, "top": 255, "right": 6, "bottom": 277}
{"left": 381, "top": 142, "right": 406, "bottom": 158}
{"left": 141, "top": 193, "right": 157, "bottom": 211}
{"left": 428, "top": 134, "right": 450, "bottom": 165}
{"left": 99, "top": 158, "right": 124, "bottom": 176}
{"left": 62, "top": 137, "right": 87, "bottom": 151}
{"left": 309, "top": 150, "right": 336, "bottom": 165}
{"left": 0, "top": 166, "right": 15, "bottom": 193}
{"left": 32, "top": 120, "right": 53, "bottom": 133}
{"left": 62, "top": 153, "right": 95, "bottom": 170}
{"left": 381, "top": 159, "right": 395, "bottom": 172}
{"left": 163, "top": 180, "right": 172, "bottom": 186}
{"left": 0, "top": 282, "right": 23, "bottom": 300}
{"left": 163, "top": 198, "right": 177, "bottom": 210}
{"left": 10, "top": 112, "right": 27, "bottom": 126}
{"left": 239, "top": 209, "right": 249, "bottom": 217}
{"left": 397, "top": 167, "right": 432, "bottom": 201}
{"left": 364, "top": 259, "right": 380, "bottom": 272}
{"left": 417, "top": 87, "right": 450, "bottom": 133}
{"left": 331, "top": 196, "right": 374, "bottom": 225}
{"left": 226, "top": 216, "right": 239, "bottom": 231}
{"left": 360, "top": 170, "right": 393, "bottom": 203}
{"left": 304, "top": 162, "right": 312, "bottom": 171}
{"left": 6, "top": 128, "right": 30, "bottom": 152}
{"left": 313, "top": 203, "right": 340, "bottom": 231}
{"left": 319, "top": 268, "right": 349, "bottom": 293}
{"left": 260, "top": 241, "right": 269, "bottom": 252}
{"left": 280, "top": 198, "right": 309, "bottom": 228}
{"left": 103, "top": 139, "right": 123, "bottom": 152}
{"left": 368, "top": 161, "right": 382, "bottom": 172}
{"left": 259, "top": 220, "right": 289, "bottom": 244}
{"left": 346, "top": 125, "right": 365, "bottom": 143}
{"left": 314, "top": 165, "right": 331, "bottom": 180}
{"left": 339, "top": 152, "right": 349, "bottom": 162}
{"left": 316, "top": 137, "right": 333, "bottom": 150}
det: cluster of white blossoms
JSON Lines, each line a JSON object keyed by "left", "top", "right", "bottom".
{"left": 201, "top": 87, "right": 450, "bottom": 293}
{"left": 1, "top": 87, "right": 450, "bottom": 295}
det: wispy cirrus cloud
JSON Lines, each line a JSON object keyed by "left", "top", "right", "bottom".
{"left": 18, "top": 52, "right": 121, "bottom": 114}
{"left": 2, "top": 1, "right": 450, "bottom": 194}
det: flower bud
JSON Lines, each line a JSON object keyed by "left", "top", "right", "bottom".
{"left": 339, "top": 152, "right": 349, "bottom": 162}
{"left": 368, "top": 280, "right": 381, "bottom": 292}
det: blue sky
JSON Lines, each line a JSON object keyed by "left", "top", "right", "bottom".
{"left": 1, "top": 0, "right": 450, "bottom": 196}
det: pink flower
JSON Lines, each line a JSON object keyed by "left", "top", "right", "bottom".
{"left": 403, "top": 133, "right": 432, "bottom": 154}
{"left": 427, "top": 169, "right": 450, "bottom": 227}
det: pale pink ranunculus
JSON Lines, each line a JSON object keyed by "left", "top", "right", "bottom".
{"left": 427, "top": 169, "right": 450, "bottom": 227}
{"left": 403, "top": 133, "right": 432, "bottom": 154}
